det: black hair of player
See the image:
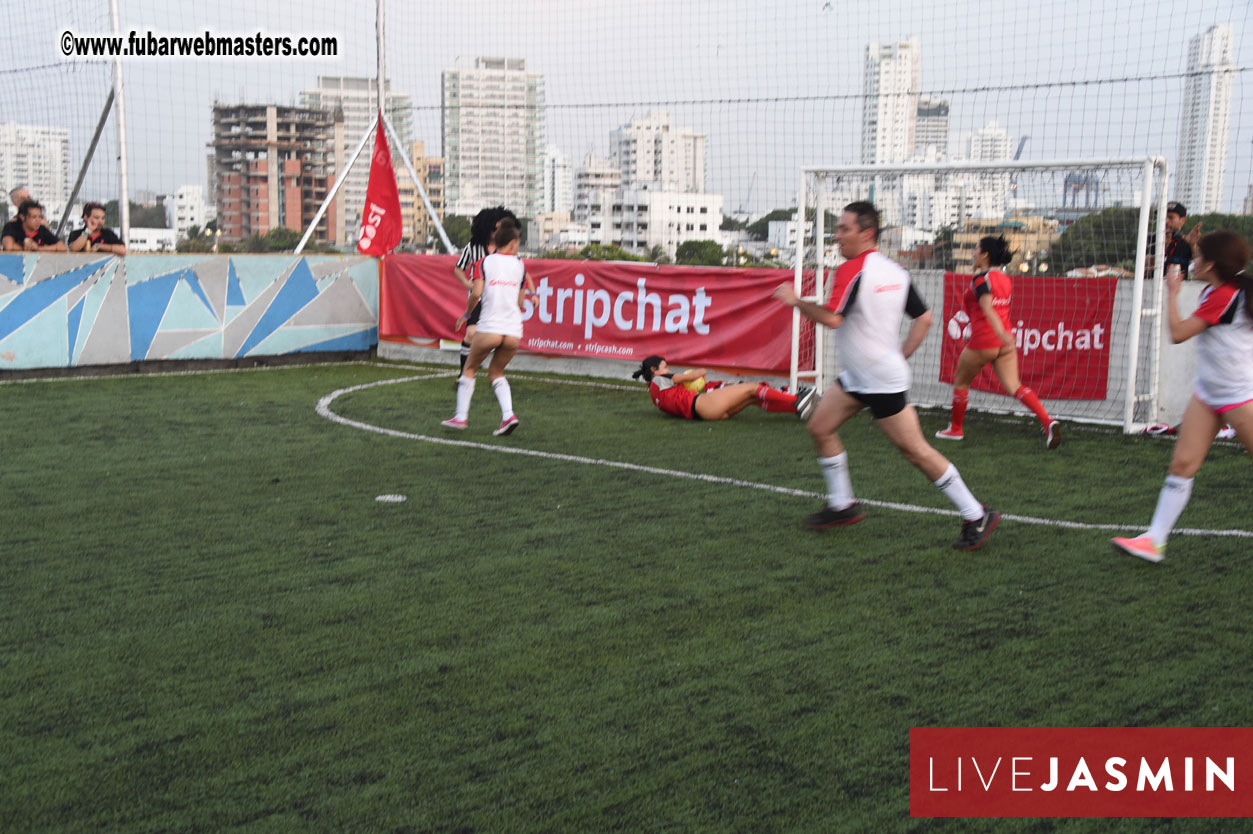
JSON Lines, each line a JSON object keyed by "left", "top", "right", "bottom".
{"left": 843, "top": 201, "right": 880, "bottom": 241}
{"left": 632, "top": 355, "right": 665, "bottom": 382}
{"left": 978, "top": 235, "right": 1015, "bottom": 267}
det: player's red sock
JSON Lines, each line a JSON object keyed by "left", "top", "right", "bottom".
{"left": 950, "top": 389, "right": 969, "bottom": 432}
{"left": 1014, "top": 386, "right": 1052, "bottom": 428}
{"left": 756, "top": 382, "right": 797, "bottom": 412}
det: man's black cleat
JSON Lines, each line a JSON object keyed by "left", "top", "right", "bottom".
{"left": 794, "top": 386, "right": 818, "bottom": 420}
{"left": 953, "top": 508, "right": 1001, "bottom": 551}
{"left": 804, "top": 501, "right": 865, "bottom": 530}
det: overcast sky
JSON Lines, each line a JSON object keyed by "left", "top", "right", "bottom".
{"left": 4, "top": 0, "right": 1251, "bottom": 216}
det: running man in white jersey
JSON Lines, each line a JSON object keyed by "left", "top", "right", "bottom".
{"left": 1112, "top": 230, "right": 1253, "bottom": 562}
{"left": 442, "top": 219, "right": 529, "bottom": 436}
{"left": 773, "top": 201, "right": 1000, "bottom": 550}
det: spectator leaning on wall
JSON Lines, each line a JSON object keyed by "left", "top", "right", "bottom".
{"left": 1, "top": 200, "right": 66, "bottom": 252}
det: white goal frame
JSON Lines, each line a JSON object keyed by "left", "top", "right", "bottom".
{"left": 791, "top": 158, "right": 1169, "bottom": 433}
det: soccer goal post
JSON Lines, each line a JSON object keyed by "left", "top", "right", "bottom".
{"left": 791, "top": 158, "right": 1169, "bottom": 433}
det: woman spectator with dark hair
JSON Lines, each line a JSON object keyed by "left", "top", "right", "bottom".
{"left": 68, "top": 202, "right": 126, "bottom": 255}
{"left": 1113, "top": 230, "right": 1253, "bottom": 562}
{"left": 935, "top": 234, "right": 1060, "bottom": 448}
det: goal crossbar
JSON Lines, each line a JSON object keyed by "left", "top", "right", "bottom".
{"left": 792, "top": 158, "right": 1169, "bottom": 433}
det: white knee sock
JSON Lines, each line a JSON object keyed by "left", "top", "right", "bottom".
{"left": 1147, "top": 474, "right": 1193, "bottom": 546}
{"left": 817, "top": 452, "right": 855, "bottom": 510}
{"left": 933, "top": 463, "right": 983, "bottom": 521}
{"left": 455, "top": 376, "right": 475, "bottom": 420}
{"left": 492, "top": 377, "right": 514, "bottom": 420}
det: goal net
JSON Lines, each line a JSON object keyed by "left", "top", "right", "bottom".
{"left": 792, "top": 160, "right": 1169, "bottom": 432}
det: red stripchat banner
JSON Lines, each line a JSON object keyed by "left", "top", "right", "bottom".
{"left": 380, "top": 255, "right": 812, "bottom": 373}
{"left": 938, "top": 273, "right": 1117, "bottom": 400}
{"left": 911, "top": 727, "right": 1253, "bottom": 817}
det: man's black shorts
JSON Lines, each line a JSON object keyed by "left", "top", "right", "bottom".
{"left": 839, "top": 381, "right": 908, "bottom": 419}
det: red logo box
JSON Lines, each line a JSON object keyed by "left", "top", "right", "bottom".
{"left": 911, "top": 727, "right": 1253, "bottom": 817}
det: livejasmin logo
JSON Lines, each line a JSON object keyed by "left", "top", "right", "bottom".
{"left": 945, "top": 311, "right": 1106, "bottom": 358}
{"left": 928, "top": 754, "right": 1235, "bottom": 793}
{"left": 910, "top": 728, "right": 1253, "bottom": 818}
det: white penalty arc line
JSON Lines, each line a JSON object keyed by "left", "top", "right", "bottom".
{"left": 317, "top": 374, "right": 1253, "bottom": 540}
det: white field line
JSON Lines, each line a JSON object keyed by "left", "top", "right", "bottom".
{"left": 317, "top": 374, "right": 1253, "bottom": 540}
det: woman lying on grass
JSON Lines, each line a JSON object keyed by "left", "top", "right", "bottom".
{"left": 631, "top": 355, "right": 816, "bottom": 421}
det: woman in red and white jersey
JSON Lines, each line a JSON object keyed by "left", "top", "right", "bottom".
{"left": 936, "top": 235, "right": 1060, "bottom": 449}
{"left": 1113, "top": 230, "right": 1253, "bottom": 563}
{"left": 631, "top": 356, "right": 815, "bottom": 421}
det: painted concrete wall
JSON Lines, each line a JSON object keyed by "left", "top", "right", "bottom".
{"left": 0, "top": 254, "right": 378, "bottom": 370}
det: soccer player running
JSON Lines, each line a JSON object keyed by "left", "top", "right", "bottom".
{"left": 773, "top": 201, "right": 1000, "bottom": 550}
{"left": 442, "top": 219, "right": 529, "bottom": 435}
{"left": 631, "top": 355, "right": 816, "bottom": 421}
{"left": 1112, "top": 231, "right": 1253, "bottom": 563}
{"left": 935, "top": 234, "right": 1060, "bottom": 448}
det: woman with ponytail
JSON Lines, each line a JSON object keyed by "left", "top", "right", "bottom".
{"left": 632, "top": 356, "right": 815, "bottom": 422}
{"left": 1113, "top": 230, "right": 1253, "bottom": 562}
{"left": 935, "top": 234, "right": 1061, "bottom": 449}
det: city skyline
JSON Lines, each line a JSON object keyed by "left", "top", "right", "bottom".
{"left": 4, "top": 0, "right": 1250, "bottom": 230}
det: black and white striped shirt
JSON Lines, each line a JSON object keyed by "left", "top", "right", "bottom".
{"left": 456, "top": 242, "right": 487, "bottom": 272}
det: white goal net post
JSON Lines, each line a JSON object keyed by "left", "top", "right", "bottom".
{"left": 789, "top": 159, "right": 1170, "bottom": 433}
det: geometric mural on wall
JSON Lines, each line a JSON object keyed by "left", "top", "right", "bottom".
{"left": 0, "top": 253, "right": 379, "bottom": 370}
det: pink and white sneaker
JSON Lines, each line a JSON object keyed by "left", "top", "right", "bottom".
{"left": 440, "top": 417, "right": 467, "bottom": 430}
{"left": 493, "top": 415, "right": 519, "bottom": 436}
{"left": 1110, "top": 535, "right": 1164, "bottom": 564}
{"left": 935, "top": 425, "right": 964, "bottom": 441}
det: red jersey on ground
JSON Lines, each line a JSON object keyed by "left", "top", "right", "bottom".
{"left": 963, "top": 269, "right": 1013, "bottom": 350}
{"left": 649, "top": 375, "right": 698, "bottom": 419}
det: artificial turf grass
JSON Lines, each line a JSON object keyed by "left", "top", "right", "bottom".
{"left": 2, "top": 361, "right": 1250, "bottom": 833}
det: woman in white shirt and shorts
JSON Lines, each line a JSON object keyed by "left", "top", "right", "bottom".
{"left": 442, "top": 219, "right": 530, "bottom": 436}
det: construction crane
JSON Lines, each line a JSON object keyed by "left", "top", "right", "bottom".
{"left": 1008, "top": 136, "right": 1030, "bottom": 201}
{"left": 736, "top": 171, "right": 757, "bottom": 222}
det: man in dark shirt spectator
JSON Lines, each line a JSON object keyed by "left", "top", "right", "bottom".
{"left": 68, "top": 202, "right": 126, "bottom": 254}
{"left": 1, "top": 200, "right": 67, "bottom": 252}
{"left": 1148, "top": 201, "right": 1201, "bottom": 279}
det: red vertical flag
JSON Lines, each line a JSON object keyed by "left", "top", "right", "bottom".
{"left": 357, "top": 112, "right": 403, "bottom": 256}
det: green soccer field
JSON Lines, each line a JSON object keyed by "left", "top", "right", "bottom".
{"left": 2, "top": 360, "right": 1250, "bottom": 833}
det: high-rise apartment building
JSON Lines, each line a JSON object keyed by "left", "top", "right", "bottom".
{"left": 914, "top": 98, "right": 949, "bottom": 159}
{"left": 395, "top": 140, "right": 445, "bottom": 250}
{"left": 210, "top": 103, "right": 346, "bottom": 245}
{"left": 0, "top": 122, "right": 71, "bottom": 222}
{"left": 167, "top": 184, "right": 214, "bottom": 239}
{"left": 543, "top": 145, "right": 573, "bottom": 215}
{"left": 608, "top": 111, "right": 706, "bottom": 193}
{"left": 441, "top": 57, "right": 545, "bottom": 217}
{"left": 300, "top": 76, "right": 413, "bottom": 246}
{"left": 1176, "top": 24, "right": 1235, "bottom": 213}
{"left": 862, "top": 38, "right": 920, "bottom": 164}
{"left": 969, "top": 120, "right": 1011, "bottom": 161}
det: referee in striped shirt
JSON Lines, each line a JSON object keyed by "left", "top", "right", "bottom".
{"left": 454, "top": 206, "right": 518, "bottom": 373}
